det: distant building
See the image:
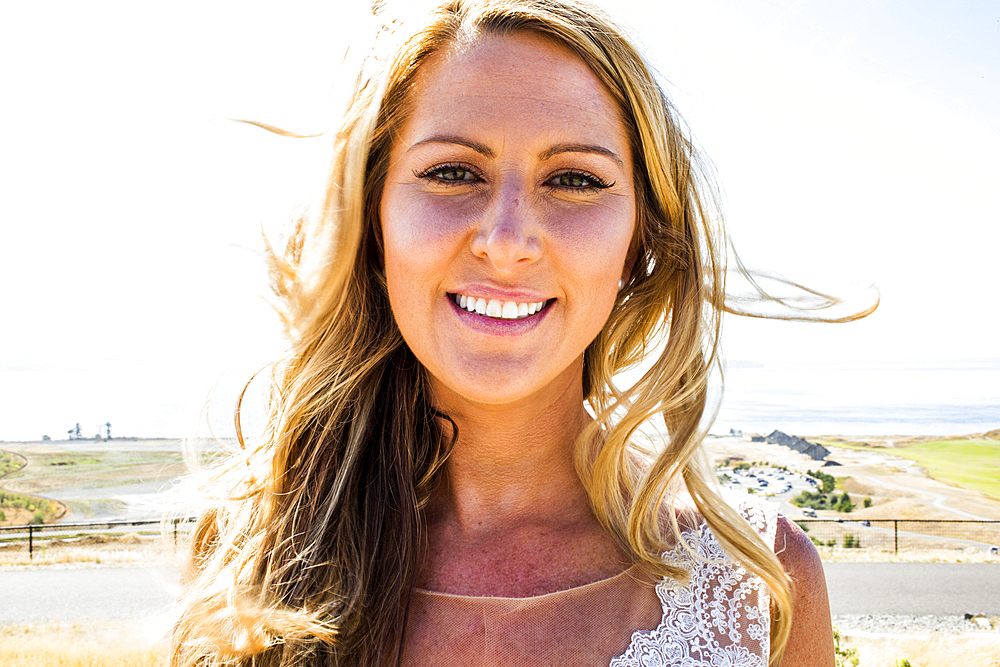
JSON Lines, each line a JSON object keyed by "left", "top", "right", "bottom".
{"left": 765, "top": 430, "right": 829, "bottom": 461}
{"left": 750, "top": 436, "right": 765, "bottom": 443}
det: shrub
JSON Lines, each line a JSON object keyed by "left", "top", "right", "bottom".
{"left": 791, "top": 489, "right": 825, "bottom": 509}
{"left": 30, "top": 510, "right": 45, "bottom": 525}
{"left": 863, "top": 496, "right": 872, "bottom": 508}
{"left": 833, "top": 627, "right": 859, "bottom": 667}
{"left": 896, "top": 660, "right": 913, "bottom": 667}
{"left": 0, "top": 509, "right": 5, "bottom": 522}
{"left": 843, "top": 534, "right": 861, "bottom": 549}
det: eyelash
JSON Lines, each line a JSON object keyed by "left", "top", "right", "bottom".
{"left": 547, "top": 170, "right": 614, "bottom": 191}
{"left": 414, "top": 164, "right": 614, "bottom": 191}
{"left": 414, "top": 163, "right": 482, "bottom": 185}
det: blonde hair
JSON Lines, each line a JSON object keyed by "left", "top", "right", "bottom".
{"left": 173, "top": 1, "right": 870, "bottom": 665}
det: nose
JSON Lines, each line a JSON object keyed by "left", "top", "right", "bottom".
{"left": 470, "top": 186, "right": 542, "bottom": 272}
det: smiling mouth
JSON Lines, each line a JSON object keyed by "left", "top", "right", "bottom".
{"left": 451, "top": 293, "right": 550, "bottom": 320}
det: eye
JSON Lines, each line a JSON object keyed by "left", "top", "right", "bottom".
{"left": 416, "top": 163, "right": 481, "bottom": 184}
{"left": 546, "top": 170, "right": 613, "bottom": 190}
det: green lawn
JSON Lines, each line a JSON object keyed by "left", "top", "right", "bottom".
{"left": 823, "top": 438, "right": 1000, "bottom": 500}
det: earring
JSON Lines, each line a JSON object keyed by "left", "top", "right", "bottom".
{"left": 618, "top": 278, "right": 625, "bottom": 290}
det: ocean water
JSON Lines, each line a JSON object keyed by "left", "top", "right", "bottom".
{"left": 710, "top": 360, "right": 999, "bottom": 436}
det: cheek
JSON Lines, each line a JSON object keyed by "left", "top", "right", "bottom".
{"left": 380, "top": 187, "right": 481, "bottom": 275}
{"left": 545, "top": 199, "right": 635, "bottom": 277}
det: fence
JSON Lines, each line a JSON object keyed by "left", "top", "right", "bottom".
{"left": 1, "top": 517, "right": 998, "bottom": 558}
{"left": 0, "top": 517, "right": 197, "bottom": 559}
{"left": 795, "top": 519, "right": 1000, "bottom": 553}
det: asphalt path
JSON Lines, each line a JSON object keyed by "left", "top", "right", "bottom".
{"left": 823, "top": 563, "right": 1000, "bottom": 616}
{"left": 1, "top": 563, "right": 998, "bottom": 625}
{"left": 0, "top": 566, "right": 178, "bottom": 625}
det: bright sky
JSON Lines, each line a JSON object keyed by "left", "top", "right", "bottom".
{"left": 1, "top": 0, "right": 997, "bottom": 441}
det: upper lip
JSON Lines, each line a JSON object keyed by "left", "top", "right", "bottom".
{"left": 448, "top": 285, "right": 551, "bottom": 303}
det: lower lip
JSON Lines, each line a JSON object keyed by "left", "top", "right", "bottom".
{"left": 448, "top": 296, "right": 551, "bottom": 335}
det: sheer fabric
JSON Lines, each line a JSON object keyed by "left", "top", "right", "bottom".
{"left": 402, "top": 493, "right": 777, "bottom": 667}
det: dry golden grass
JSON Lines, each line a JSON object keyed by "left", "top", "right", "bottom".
{"left": 817, "top": 546, "right": 1000, "bottom": 563}
{"left": 0, "top": 534, "right": 185, "bottom": 568}
{"left": 0, "top": 622, "right": 168, "bottom": 667}
{"left": 844, "top": 631, "right": 1000, "bottom": 667}
{"left": 3, "top": 533, "right": 996, "bottom": 569}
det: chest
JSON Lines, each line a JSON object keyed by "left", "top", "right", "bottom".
{"left": 401, "top": 537, "right": 771, "bottom": 667}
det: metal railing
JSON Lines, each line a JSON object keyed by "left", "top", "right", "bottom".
{"left": 2, "top": 517, "right": 998, "bottom": 558}
{"left": 795, "top": 519, "right": 1000, "bottom": 553}
{"left": 0, "top": 517, "right": 197, "bottom": 559}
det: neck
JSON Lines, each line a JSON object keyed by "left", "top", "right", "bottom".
{"left": 429, "top": 366, "right": 594, "bottom": 536}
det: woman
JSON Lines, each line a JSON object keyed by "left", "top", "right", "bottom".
{"left": 173, "top": 1, "right": 840, "bottom": 665}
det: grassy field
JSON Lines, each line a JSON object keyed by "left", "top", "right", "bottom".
{"left": 2, "top": 449, "right": 187, "bottom": 496}
{"left": 821, "top": 437, "right": 1000, "bottom": 501}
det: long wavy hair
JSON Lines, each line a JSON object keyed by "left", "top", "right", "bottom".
{"left": 172, "top": 1, "right": 873, "bottom": 665}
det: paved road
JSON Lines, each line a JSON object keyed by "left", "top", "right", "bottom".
{"left": 0, "top": 566, "right": 178, "bottom": 624}
{"left": 0, "top": 563, "right": 997, "bottom": 624}
{"left": 824, "top": 563, "right": 1000, "bottom": 616}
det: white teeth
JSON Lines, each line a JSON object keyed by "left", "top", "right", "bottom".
{"left": 453, "top": 293, "right": 547, "bottom": 320}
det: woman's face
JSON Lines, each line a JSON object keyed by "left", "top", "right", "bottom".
{"left": 380, "top": 31, "right": 636, "bottom": 411}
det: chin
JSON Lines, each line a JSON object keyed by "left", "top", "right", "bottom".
{"left": 426, "top": 358, "right": 584, "bottom": 413}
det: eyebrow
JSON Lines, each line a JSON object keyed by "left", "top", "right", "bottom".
{"left": 408, "top": 135, "right": 495, "bottom": 158}
{"left": 407, "top": 136, "right": 624, "bottom": 168}
{"left": 539, "top": 143, "right": 624, "bottom": 168}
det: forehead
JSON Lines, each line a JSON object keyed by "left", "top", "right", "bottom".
{"left": 400, "top": 30, "right": 629, "bottom": 152}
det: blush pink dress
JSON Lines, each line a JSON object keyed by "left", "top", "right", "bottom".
{"left": 402, "top": 493, "right": 777, "bottom": 667}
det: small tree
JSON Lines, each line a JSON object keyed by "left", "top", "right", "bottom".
{"left": 863, "top": 496, "right": 872, "bottom": 508}
{"left": 837, "top": 492, "right": 854, "bottom": 513}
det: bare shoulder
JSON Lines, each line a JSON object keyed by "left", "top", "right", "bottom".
{"left": 773, "top": 515, "right": 835, "bottom": 667}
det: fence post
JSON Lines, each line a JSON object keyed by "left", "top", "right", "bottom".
{"left": 173, "top": 519, "right": 178, "bottom": 547}
{"left": 894, "top": 520, "right": 898, "bottom": 554}
{"left": 28, "top": 524, "right": 33, "bottom": 560}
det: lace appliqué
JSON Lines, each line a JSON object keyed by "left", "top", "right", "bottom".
{"left": 610, "top": 494, "right": 777, "bottom": 667}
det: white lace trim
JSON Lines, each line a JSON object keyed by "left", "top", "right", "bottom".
{"left": 610, "top": 493, "right": 778, "bottom": 667}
